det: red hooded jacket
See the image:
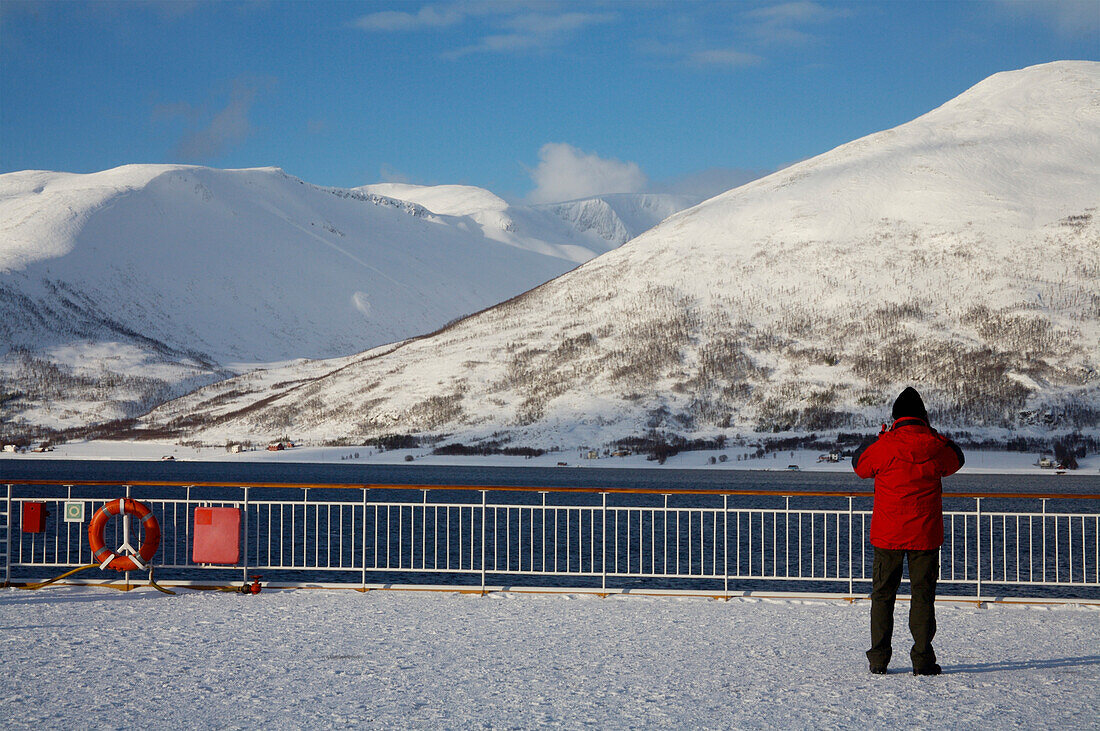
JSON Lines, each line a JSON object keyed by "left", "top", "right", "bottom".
{"left": 852, "top": 418, "right": 964, "bottom": 550}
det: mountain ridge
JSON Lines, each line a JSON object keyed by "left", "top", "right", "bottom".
{"left": 0, "top": 164, "right": 696, "bottom": 434}
{"left": 135, "top": 61, "right": 1100, "bottom": 448}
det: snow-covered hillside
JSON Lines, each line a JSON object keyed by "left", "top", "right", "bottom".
{"left": 360, "top": 182, "right": 697, "bottom": 262}
{"left": 140, "top": 62, "right": 1100, "bottom": 448}
{"left": 0, "top": 167, "right": 694, "bottom": 435}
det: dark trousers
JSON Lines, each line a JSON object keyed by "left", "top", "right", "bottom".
{"left": 867, "top": 547, "right": 939, "bottom": 670}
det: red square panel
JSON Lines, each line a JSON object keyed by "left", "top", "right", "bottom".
{"left": 22, "top": 502, "right": 47, "bottom": 533}
{"left": 192, "top": 507, "right": 240, "bottom": 564}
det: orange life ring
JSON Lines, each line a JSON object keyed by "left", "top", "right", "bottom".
{"left": 87, "top": 498, "right": 161, "bottom": 571}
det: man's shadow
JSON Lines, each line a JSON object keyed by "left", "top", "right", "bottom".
{"left": 944, "top": 655, "right": 1100, "bottom": 674}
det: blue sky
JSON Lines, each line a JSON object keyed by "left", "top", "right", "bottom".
{"left": 2, "top": 1, "right": 1097, "bottom": 202}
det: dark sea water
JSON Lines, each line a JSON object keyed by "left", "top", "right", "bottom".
{"left": 4, "top": 458, "right": 1099, "bottom": 496}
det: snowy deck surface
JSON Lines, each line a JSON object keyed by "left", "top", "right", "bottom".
{"left": 1, "top": 588, "right": 1097, "bottom": 729}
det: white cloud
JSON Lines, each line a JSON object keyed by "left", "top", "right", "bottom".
{"left": 994, "top": 0, "right": 1100, "bottom": 38}
{"left": 527, "top": 143, "right": 647, "bottom": 204}
{"left": 688, "top": 47, "right": 763, "bottom": 68}
{"left": 350, "top": 5, "right": 464, "bottom": 32}
{"left": 157, "top": 79, "right": 270, "bottom": 162}
{"left": 745, "top": 1, "right": 838, "bottom": 25}
{"left": 444, "top": 11, "right": 616, "bottom": 58}
{"left": 744, "top": 1, "right": 845, "bottom": 45}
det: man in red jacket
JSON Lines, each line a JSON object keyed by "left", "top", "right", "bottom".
{"left": 852, "top": 386, "right": 964, "bottom": 676}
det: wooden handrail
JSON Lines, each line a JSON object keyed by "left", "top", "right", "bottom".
{"left": 5, "top": 479, "right": 1100, "bottom": 500}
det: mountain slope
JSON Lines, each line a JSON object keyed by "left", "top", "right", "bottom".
{"left": 140, "top": 62, "right": 1100, "bottom": 447}
{"left": 0, "top": 166, "right": 694, "bottom": 433}
{"left": 359, "top": 183, "right": 698, "bottom": 262}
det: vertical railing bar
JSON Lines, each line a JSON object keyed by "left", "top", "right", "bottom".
{"left": 601, "top": 493, "right": 607, "bottom": 592}
{"left": 620, "top": 507, "right": 625, "bottom": 575}
{"left": 4, "top": 484, "right": 11, "bottom": 586}
{"left": 723, "top": 495, "right": 729, "bottom": 594}
{"left": 566, "top": 506, "right": 573, "bottom": 574}
{"left": 1028, "top": 514, "right": 1034, "bottom": 584}
{"left": 418, "top": 490, "right": 426, "bottom": 571}
{"left": 1055, "top": 511, "right": 1059, "bottom": 584}
{"left": 950, "top": 514, "right": 956, "bottom": 581}
{"left": 711, "top": 506, "right": 717, "bottom": 579}
{"left": 241, "top": 486, "right": 250, "bottom": 584}
{"left": 811, "top": 512, "right": 815, "bottom": 578}
{"left": 398, "top": 504, "right": 405, "bottom": 570}
{"left": 1093, "top": 514, "right": 1099, "bottom": 585}
{"left": 677, "top": 507, "right": 686, "bottom": 576}
{"left": 737, "top": 509, "right": 742, "bottom": 578}
{"left": 1068, "top": 513, "right": 1073, "bottom": 584}
{"left": 747, "top": 510, "right": 752, "bottom": 577}
{"left": 1041, "top": 499, "right": 1047, "bottom": 583}
{"left": 373, "top": 504, "right": 379, "bottom": 571}
{"left": 361, "top": 489, "right": 368, "bottom": 586}
{"left": 554, "top": 506, "right": 559, "bottom": 573}
{"left": 861, "top": 512, "right": 866, "bottom": 580}
{"left": 989, "top": 506, "right": 995, "bottom": 583}
{"left": 772, "top": 509, "right": 778, "bottom": 579}
{"left": 311, "top": 491, "right": 319, "bottom": 567}
{"left": 700, "top": 509, "right": 706, "bottom": 577}
{"left": 784, "top": 498, "right": 790, "bottom": 579}
{"left": 663, "top": 495, "right": 669, "bottom": 577}
{"left": 1000, "top": 514, "right": 1005, "bottom": 584}
{"left": 848, "top": 497, "right": 854, "bottom": 594}
{"left": 975, "top": 498, "right": 982, "bottom": 601}
{"left": 835, "top": 513, "right": 840, "bottom": 581}
{"left": 264, "top": 501, "right": 271, "bottom": 568}
{"left": 480, "top": 492, "right": 487, "bottom": 593}
{"left": 1015, "top": 514, "right": 1020, "bottom": 584}
{"left": 676, "top": 505, "right": 681, "bottom": 576}
{"left": 588, "top": 507, "right": 594, "bottom": 576}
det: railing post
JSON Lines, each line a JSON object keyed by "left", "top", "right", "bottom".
{"left": 723, "top": 494, "right": 729, "bottom": 596}
{"left": 185, "top": 484, "right": 192, "bottom": 565}
{"left": 601, "top": 492, "right": 607, "bottom": 594}
{"left": 361, "top": 487, "right": 369, "bottom": 590}
{"left": 3, "top": 484, "right": 11, "bottom": 588}
{"left": 975, "top": 497, "right": 982, "bottom": 604}
{"left": 848, "top": 496, "right": 854, "bottom": 596}
{"left": 480, "top": 490, "right": 487, "bottom": 596}
{"left": 242, "top": 486, "right": 250, "bottom": 584}
{"left": 1041, "top": 498, "right": 1047, "bottom": 585}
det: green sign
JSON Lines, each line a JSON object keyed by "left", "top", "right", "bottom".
{"left": 63, "top": 502, "right": 84, "bottom": 523}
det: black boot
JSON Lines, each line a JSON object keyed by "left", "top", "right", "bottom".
{"left": 913, "top": 663, "right": 942, "bottom": 676}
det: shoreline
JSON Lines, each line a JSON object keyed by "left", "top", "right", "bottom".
{"left": 2, "top": 439, "right": 1097, "bottom": 476}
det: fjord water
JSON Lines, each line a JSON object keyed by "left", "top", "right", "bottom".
{"left": 3, "top": 458, "right": 1099, "bottom": 495}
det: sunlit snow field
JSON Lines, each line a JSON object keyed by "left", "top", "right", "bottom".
{"left": 1, "top": 587, "right": 1097, "bottom": 729}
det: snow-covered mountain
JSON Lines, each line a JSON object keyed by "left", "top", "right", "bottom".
{"left": 0, "top": 166, "right": 695, "bottom": 434}
{"left": 140, "top": 61, "right": 1100, "bottom": 448}
{"left": 359, "top": 183, "right": 697, "bottom": 262}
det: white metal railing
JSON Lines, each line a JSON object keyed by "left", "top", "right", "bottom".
{"left": 5, "top": 482, "right": 1099, "bottom": 599}
{"left": 2, "top": 483, "right": 10, "bottom": 586}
